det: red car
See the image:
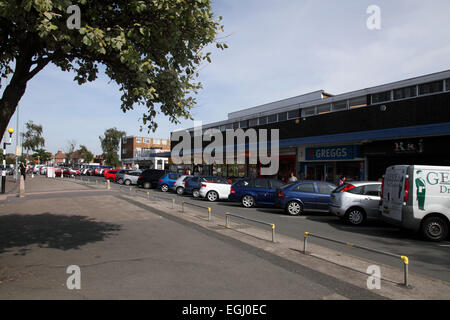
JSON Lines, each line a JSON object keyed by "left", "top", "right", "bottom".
{"left": 104, "top": 170, "right": 118, "bottom": 181}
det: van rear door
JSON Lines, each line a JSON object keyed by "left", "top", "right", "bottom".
{"left": 381, "top": 165, "right": 409, "bottom": 222}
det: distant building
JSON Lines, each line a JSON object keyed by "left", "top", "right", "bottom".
{"left": 120, "top": 136, "right": 170, "bottom": 169}
{"left": 94, "top": 154, "right": 105, "bottom": 165}
{"left": 54, "top": 150, "right": 66, "bottom": 165}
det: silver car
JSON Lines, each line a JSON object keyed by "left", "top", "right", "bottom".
{"left": 122, "top": 171, "right": 142, "bottom": 186}
{"left": 329, "top": 181, "right": 382, "bottom": 225}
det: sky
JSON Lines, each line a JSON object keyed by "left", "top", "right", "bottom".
{"left": 3, "top": 0, "right": 450, "bottom": 156}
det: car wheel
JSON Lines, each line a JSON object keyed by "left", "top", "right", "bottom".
{"left": 176, "top": 187, "right": 184, "bottom": 195}
{"left": 421, "top": 216, "right": 449, "bottom": 241}
{"left": 124, "top": 180, "right": 131, "bottom": 186}
{"left": 193, "top": 189, "right": 200, "bottom": 198}
{"left": 286, "top": 201, "right": 303, "bottom": 216}
{"left": 143, "top": 182, "right": 151, "bottom": 189}
{"left": 207, "top": 191, "right": 218, "bottom": 202}
{"left": 346, "top": 208, "right": 366, "bottom": 226}
{"left": 118, "top": 179, "right": 124, "bottom": 184}
{"left": 241, "top": 195, "right": 255, "bottom": 208}
{"left": 161, "top": 184, "right": 169, "bottom": 192}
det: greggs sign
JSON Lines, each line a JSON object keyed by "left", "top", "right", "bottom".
{"left": 305, "top": 145, "right": 359, "bottom": 161}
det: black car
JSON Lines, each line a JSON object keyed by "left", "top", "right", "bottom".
{"left": 137, "top": 169, "right": 167, "bottom": 189}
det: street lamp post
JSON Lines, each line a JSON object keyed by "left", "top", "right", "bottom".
{"left": 2, "top": 128, "right": 14, "bottom": 194}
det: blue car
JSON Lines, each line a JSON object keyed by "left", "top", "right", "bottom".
{"left": 275, "top": 181, "right": 337, "bottom": 215}
{"left": 184, "top": 176, "right": 223, "bottom": 198}
{"left": 157, "top": 173, "right": 183, "bottom": 192}
{"left": 228, "top": 178, "right": 285, "bottom": 208}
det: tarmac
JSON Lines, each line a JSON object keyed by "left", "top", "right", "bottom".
{"left": 0, "top": 175, "right": 449, "bottom": 299}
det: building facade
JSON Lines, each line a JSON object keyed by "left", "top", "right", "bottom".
{"left": 120, "top": 136, "right": 171, "bottom": 169}
{"left": 170, "top": 70, "right": 450, "bottom": 183}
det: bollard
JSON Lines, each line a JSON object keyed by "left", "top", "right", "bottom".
{"left": 208, "top": 207, "right": 211, "bottom": 221}
{"left": 18, "top": 175, "right": 25, "bottom": 198}
{"left": 147, "top": 192, "right": 150, "bottom": 200}
{"left": 271, "top": 224, "right": 275, "bottom": 243}
{"left": 107, "top": 180, "right": 110, "bottom": 190}
{"left": 225, "top": 213, "right": 229, "bottom": 228}
{"left": 172, "top": 198, "right": 175, "bottom": 209}
{"left": 95, "top": 179, "right": 97, "bottom": 185}
{"left": 129, "top": 186, "right": 132, "bottom": 194}
{"left": 181, "top": 201, "right": 184, "bottom": 213}
{"left": 401, "top": 256, "right": 409, "bottom": 287}
{"left": 303, "top": 232, "right": 309, "bottom": 254}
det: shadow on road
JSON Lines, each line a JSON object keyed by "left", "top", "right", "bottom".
{"left": 0, "top": 213, "right": 122, "bottom": 255}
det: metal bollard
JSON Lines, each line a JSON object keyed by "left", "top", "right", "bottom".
{"left": 271, "top": 224, "right": 275, "bottom": 243}
{"left": 172, "top": 198, "right": 175, "bottom": 209}
{"left": 129, "top": 186, "right": 132, "bottom": 194}
{"left": 303, "top": 232, "right": 309, "bottom": 254}
{"left": 147, "top": 192, "right": 150, "bottom": 200}
{"left": 225, "top": 213, "right": 229, "bottom": 228}
{"left": 401, "top": 256, "right": 409, "bottom": 286}
{"left": 208, "top": 207, "right": 211, "bottom": 221}
{"left": 181, "top": 201, "right": 184, "bottom": 212}
{"left": 107, "top": 180, "right": 110, "bottom": 190}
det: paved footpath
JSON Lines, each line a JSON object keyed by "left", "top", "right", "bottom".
{"left": 0, "top": 176, "right": 448, "bottom": 299}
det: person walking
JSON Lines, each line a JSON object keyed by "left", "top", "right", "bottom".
{"left": 288, "top": 172, "right": 298, "bottom": 182}
{"left": 338, "top": 175, "right": 346, "bottom": 186}
{"left": 20, "top": 162, "right": 27, "bottom": 181}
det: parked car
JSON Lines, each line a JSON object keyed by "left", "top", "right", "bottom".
{"left": 199, "top": 177, "right": 231, "bottom": 202}
{"left": 122, "top": 171, "right": 142, "bottom": 186}
{"left": 62, "top": 168, "right": 79, "bottom": 177}
{"left": 228, "top": 178, "right": 286, "bottom": 208}
{"left": 184, "top": 176, "right": 223, "bottom": 198}
{"left": 329, "top": 181, "right": 382, "bottom": 225}
{"left": 115, "top": 169, "right": 133, "bottom": 184}
{"left": 380, "top": 165, "right": 450, "bottom": 241}
{"left": 104, "top": 170, "right": 118, "bottom": 181}
{"left": 174, "top": 175, "right": 192, "bottom": 195}
{"left": 157, "top": 173, "right": 183, "bottom": 192}
{"left": 137, "top": 169, "right": 167, "bottom": 189}
{"left": 32, "top": 165, "right": 44, "bottom": 174}
{"left": 54, "top": 167, "right": 62, "bottom": 177}
{"left": 40, "top": 166, "right": 48, "bottom": 175}
{"left": 275, "top": 181, "right": 336, "bottom": 215}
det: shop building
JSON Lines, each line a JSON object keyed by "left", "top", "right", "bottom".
{"left": 170, "top": 70, "right": 450, "bottom": 182}
{"left": 121, "top": 136, "right": 170, "bottom": 169}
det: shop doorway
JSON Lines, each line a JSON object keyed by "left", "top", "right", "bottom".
{"left": 277, "top": 156, "right": 296, "bottom": 182}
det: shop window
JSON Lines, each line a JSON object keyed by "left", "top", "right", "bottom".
{"left": 240, "top": 120, "right": 248, "bottom": 129}
{"left": 249, "top": 118, "right": 258, "bottom": 127}
{"left": 349, "top": 96, "right": 367, "bottom": 108}
{"left": 332, "top": 101, "right": 347, "bottom": 111}
{"left": 371, "top": 91, "right": 391, "bottom": 104}
{"left": 317, "top": 104, "right": 331, "bottom": 114}
{"left": 419, "top": 80, "right": 443, "bottom": 95}
{"left": 258, "top": 116, "right": 268, "bottom": 125}
{"left": 302, "top": 107, "right": 316, "bottom": 117}
{"left": 394, "top": 86, "right": 417, "bottom": 100}
{"left": 287, "top": 109, "right": 300, "bottom": 119}
{"left": 268, "top": 114, "right": 278, "bottom": 123}
{"left": 225, "top": 123, "right": 233, "bottom": 130}
{"left": 445, "top": 79, "right": 450, "bottom": 91}
{"left": 232, "top": 122, "right": 239, "bottom": 129}
{"left": 278, "top": 112, "right": 288, "bottom": 122}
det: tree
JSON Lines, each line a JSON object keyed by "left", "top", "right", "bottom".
{"left": 0, "top": 0, "right": 226, "bottom": 136}
{"left": 32, "top": 148, "right": 52, "bottom": 163}
{"left": 77, "top": 145, "right": 94, "bottom": 163}
{"left": 21, "top": 120, "right": 45, "bottom": 154}
{"left": 99, "top": 128, "right": 125, "bottom": 167}
{"left": 64, "top": 139, "right": 77, "bottom": 166}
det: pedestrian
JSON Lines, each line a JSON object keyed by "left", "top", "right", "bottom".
{"left": 338, "top": 175, "right": 346, "bottom": 186}
{"left": 20, "top": 162, "right": 27, "bottom": 181}
{"left": 288, "top": 172, "right": 298, "bottom": 182}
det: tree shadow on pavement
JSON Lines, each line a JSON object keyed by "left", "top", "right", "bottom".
{"left": 0, "top": 213, "right": 122, "bottom": 255}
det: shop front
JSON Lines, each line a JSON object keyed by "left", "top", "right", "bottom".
{"left": 299, "top": 144, "right": 365, "bottom": 184}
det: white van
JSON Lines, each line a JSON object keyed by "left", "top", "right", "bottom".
{"left": 380, "top": 165, "right": 450, "bottom": 241}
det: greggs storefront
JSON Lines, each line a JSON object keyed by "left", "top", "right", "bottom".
{"left": 298, "top": 144, "right": 366, "bottom": 184}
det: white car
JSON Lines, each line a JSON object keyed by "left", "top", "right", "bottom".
{"left": 199, "top": 178, "right": 231, "bottom": 202}
{"left": 122, "top": 171, "right": 142, "bottom": 186}
{"left": 33, "top": 165, "right": 44, "bottom": 174}
{"left": 39, "top": 166, "right": 48, "bottom": 175}
{"left": 174, "top": 175, "right": 192, "bottom": 195}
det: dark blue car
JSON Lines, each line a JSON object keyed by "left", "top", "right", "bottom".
{"left": 275, "top": 181, "right": 336, "bottom": 215}
{"left": 184, "top": 176, "right": 222, "bottom": 198}
{"left": 228, "top": 178, "right": 285, "bottom": 208}
{"left": 157, "top": 173, "right": 183, "bottom": 192}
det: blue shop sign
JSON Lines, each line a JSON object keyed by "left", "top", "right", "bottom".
{"left": 306, "top": 145, "right": 359, "bottom": 161}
